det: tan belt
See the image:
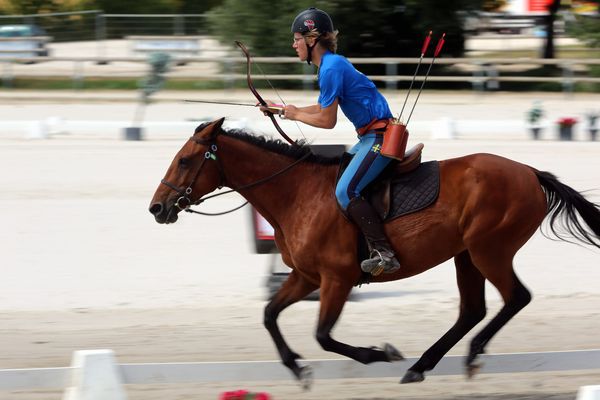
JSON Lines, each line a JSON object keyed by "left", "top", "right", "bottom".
{"left": 357, "top": 118, "right": 390, "bottom": 136}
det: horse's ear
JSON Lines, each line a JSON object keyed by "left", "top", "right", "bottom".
{"left": 195, "top": 117, "right": 225, "bottom": 138}
{"left": 210, "top": 117, "right": 225, "bottom": 131}
{"left": 205, "top": 117, "right": 225, "bottom": 139}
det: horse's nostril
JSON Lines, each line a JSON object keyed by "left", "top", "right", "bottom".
{"left": 149, "top": 203, "right": 163, "bottom": 216}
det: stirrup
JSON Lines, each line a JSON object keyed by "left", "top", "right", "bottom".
{"left": 360, "top": 249, "right": 401, "bottom": 276}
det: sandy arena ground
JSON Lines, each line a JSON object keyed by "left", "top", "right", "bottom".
{"left": 0, "top": 92, "right": 599, "bottom": 399}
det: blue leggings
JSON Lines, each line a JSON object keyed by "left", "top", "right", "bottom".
{"left": 335, "top": 132, "right": 392, "bottom": 210}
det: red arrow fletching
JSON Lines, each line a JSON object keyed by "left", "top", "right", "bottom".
{"left": 421, "top": 31, "right": 432, "bottom": 56}
{"left": 434, "top": 33, "right": 446, "bottom": 57}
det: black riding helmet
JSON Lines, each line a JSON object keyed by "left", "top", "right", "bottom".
{"left": 291, "top": 7, "right": 334, "bottom": 65}
{"left": 291, "top": 7, "right": 334, "bottom": 34}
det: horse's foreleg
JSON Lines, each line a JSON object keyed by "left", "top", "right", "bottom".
{"left": 315, "top": 277, "right": 403, "bottom": 364}
{"left": 402, "top": 250, "right": 487, "bottom": 384}
{"left": 264, "top": 270, "right": 318, "bottom": 388}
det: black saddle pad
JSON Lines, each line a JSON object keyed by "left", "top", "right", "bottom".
{"left": 370, "top": 160, "right": 440, "bottom": 221}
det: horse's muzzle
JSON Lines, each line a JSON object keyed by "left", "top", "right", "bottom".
{"left": 149, "top": 202, "right": 179, "bottom": 224}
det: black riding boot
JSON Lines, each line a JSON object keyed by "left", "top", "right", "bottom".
{"left": 345, "top": 197, "right": 401, "bottom": 276}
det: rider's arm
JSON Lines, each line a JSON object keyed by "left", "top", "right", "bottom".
{"left": 284, "top": 99, "right": 338, "bottom": 129}
{"left": 295, "top": 104, "right": 321, "bottom": 114}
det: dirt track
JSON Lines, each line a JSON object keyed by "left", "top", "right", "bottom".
{"left": 1, "top": 92, "right": 600, "bottom": 399}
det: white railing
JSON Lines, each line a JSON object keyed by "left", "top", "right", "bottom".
{"left": 1, "top": 349, "right": 599, "bottom": 399}
{"left": 1, "top": 55, "right": 599, "bottom": 91}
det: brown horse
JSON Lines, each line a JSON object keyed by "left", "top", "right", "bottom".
{"left": 149, "top": 118, "right": 600, "bottom": 388}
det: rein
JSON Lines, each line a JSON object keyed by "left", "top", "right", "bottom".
{"left": 160, "top": 135, "right": 313, "bottom": 216}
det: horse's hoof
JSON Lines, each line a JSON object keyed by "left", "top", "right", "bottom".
{"left": 383, "top": 343, "right": 404, "bottom": 362}
{"left": 298, "top": 365, "right": 313, "bottom": 391}
{"left": 466, "top": 362, "right": 481, "bottom": 379}
{"left": 400, "top": 369, "right": 424, "bottom": 384}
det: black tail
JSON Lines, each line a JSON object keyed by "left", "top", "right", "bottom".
{"left": 536, "top": 170, "right": 600, "bottom": 249}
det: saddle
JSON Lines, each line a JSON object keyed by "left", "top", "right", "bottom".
{"left": 337, "top": 143, "right": 440, "bottom": 221}
{"left": 336, "top": 143, "right": 440, "bottom": 286}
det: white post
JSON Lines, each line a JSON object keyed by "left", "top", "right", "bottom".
{"left": 431, "top": 117, "right": 455, "bottom": 140}
{"left": 577, "top": 385, "right": 600, "bottom": 400}
{"left": 26, "top": 121, "right": 48, "bottom": 139}
{"left": 63, "top": 349, "right": 127, "bottom": 400}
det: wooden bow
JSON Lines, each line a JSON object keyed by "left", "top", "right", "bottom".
{"left": 235, "top": 41, "right": 299, "bottom": 147}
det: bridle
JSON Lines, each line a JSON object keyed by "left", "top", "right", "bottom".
{"left": 160, "top": 133, "right": 312, "bottom": 216}
{"left": 160, "top": 135, "right": 227, "bottom": 213}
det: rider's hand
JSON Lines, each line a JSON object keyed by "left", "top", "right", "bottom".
{"left": 258, "top": 100, "right": 282, "bottom": 116}
{"left": 282, "top": 105, "right": 299, "bottom": 121}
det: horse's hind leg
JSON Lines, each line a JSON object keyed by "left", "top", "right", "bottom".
{"left": 465, "top": 253, "right": 531, "bottom": 378}
{"left": 315, "top": 277, "right": 404, "bottom": 365}
{"left": 402, "top": 250, "right": 487, "bottom": 384}
{"left": 264, "top": 270, "right": 318, "bottom": 387}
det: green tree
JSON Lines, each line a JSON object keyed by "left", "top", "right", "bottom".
{"left": 567, "top": 2, "right": 600, "bottom": 48}
{"left": 332, "top": 0, "right": 482, "bottom": 57}
{"left": 208, "top": 0, "right": 485, "bottom": 57}
{"left": 206, "top": 0, "right": 485, "bottom": 86}
{"left": 93, "top": 0, "right": 176, "bottom": 14}
{"left": 206, "top": 0, "right": 317, "bottom": 85}
{"left": 0, "top": 0, "right": 60, "bottom": 14}
{"left": 177, "top": 0, "right": 223, "bottom": 14}
{"left": 207, "top": 0, "right": 315, "bottom": 56}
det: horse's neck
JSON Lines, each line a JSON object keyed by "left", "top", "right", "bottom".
{"left": 220, "top": 136, "right": 335, "bottom": 229}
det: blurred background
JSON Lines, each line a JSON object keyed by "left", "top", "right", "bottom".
{"left": 0, "top": 0, "right": 599, "bottom": 138}
{"left": 0, "top": 0, "right": 598, "bottom": 91}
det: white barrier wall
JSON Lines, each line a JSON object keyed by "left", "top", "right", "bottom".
{"left": 1, "top": 349, "right": 599, "bottom": 399}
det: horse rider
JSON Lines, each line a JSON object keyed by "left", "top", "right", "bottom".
{"left": 260, "top": 7, "right": 400, "bottom": 276}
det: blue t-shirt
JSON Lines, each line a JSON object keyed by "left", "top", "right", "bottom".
{"left": 317, "top": 51, "right": 392, "bottom": 130}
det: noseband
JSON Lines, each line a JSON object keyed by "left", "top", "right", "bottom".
{"left": 160, "top": 136, "right": 226, "bottom": 211}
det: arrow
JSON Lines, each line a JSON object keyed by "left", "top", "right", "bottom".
{"left": 184, "top": 99, "right": 284, "bottom": 114}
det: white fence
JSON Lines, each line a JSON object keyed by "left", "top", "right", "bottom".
{"left": 1, "top": 349, "right": 599, "bottom": 399}
{"left": 1, "top": 54, "right": 599, "bottom": 92}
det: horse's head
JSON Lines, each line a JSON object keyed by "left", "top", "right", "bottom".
{"left": 149, "top": 117, "right": 225, "bottom": 224}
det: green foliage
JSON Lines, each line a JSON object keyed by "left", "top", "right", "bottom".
{"left": 4, "top": 77, "right": 228, "bottom": 90}
{"left": 567, "top": 14, "right": 600, "bottom": 48}
{"left": 206, "top": 0, "right": 312, "bottom": 56}
{"left": 93, "top": 0, "right": 176, "bottom": 14}
{"left": 207, "top": 0, "right": 485, "bottom": 58}
{"left": 177, "top": 0, "right": 223, "bottom": 14}
{"left": 0, "top": 0, "right": 58, "bottom": 15}
{"left": 206, "top": 0, "right": 318, "bottom": 79}
{"left": 0, "top": 0, "right": 225, "bottom": 15}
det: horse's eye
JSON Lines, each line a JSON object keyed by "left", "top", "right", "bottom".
{"left": 178, "top": 157, "right": 190, "bottom": 167}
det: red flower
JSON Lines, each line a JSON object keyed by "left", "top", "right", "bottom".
{"left": 219, "top": 390, "right": 248, "bottom": 400}
{"left": 557, "top": 117, "right": 577, "bottom": 127}
{"left": 219, "top": 390, "right": 272, "bottom": 400}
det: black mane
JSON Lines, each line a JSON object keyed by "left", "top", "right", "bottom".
{"left": 194, "top": 122, "right": 341, "bottom": 165}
